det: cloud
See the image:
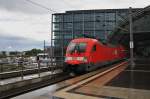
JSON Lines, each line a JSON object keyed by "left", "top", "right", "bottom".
{"left": 0, "top": 0, "right": 149, "bottom": 14}
{"left": 0, "top": 34, "right": 46, "bottom": 51}
{"left": 0, "top": 9, "right": 51, "bottom": 41}
{"left": 62, "top": 0, "right": 149, "bottom": 10}
{"left": 0, "top": 7, "right": 51, "bottom": 51}
{"left": 0, "top": 0, "right": 50, "bottom": 14}
{"left": 0, "top": 0, "right": 81, "bottom": 14}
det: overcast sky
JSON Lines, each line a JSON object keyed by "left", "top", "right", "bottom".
{"left": 0, "top": 0, "right": 149, "bottom": 51}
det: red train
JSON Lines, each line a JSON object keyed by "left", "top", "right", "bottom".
{"left": 64, "top": 38, "right": 127, "bottom": 73}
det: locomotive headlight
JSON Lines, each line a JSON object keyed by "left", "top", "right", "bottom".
{"left": 65, "top": 57, "right": 72, "bottom": 61}
{"left": 77, "top": 57, "right": 87, "bottom": 62}
{"left": 65, "top": 57, "right": 87, "bottom": 62}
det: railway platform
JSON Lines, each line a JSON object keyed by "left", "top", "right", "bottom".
{"left": 10, "top": 59, "right": 150, "bottom": 99}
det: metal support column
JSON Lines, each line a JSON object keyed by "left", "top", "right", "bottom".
{"left": 129, "top": 7, "right": 135, "bottom": 98}
{"left": 82, "top": 12, "right": 85, "bottom": 35}
{"left": 115, "top": 11, "right": 117, "bottom": 29}
{"left": 38, "top": 60, "right": 40, "bottom": 77}
{"left": 44, "top": 40, "right": 46, "bottom": 59}
{"left": 20, "top": 56, "right": 24, "bottom": 80}
{"left": 72, "top": 13, "right": 74, "bottom": 39}
{"left": 61, "top": 15, "right": 64, "bottom": 68}
{"left": 129, "top": 7, "right": 135, "bottom": 66}
{"left": 94, "top": 10, "right": 96, "bottom": 36}
{"left": 104, "top": 12, "right": 106, "bottom": 40}
{"left": 51, "top": 14, "right": 54, "bottom": 74}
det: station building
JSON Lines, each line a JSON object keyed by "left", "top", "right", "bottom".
{"left": 52, "top": 8, "right": 141, "bottom": 47}
{"left": 51, "top": 8, "right": 141, "bottom": 57}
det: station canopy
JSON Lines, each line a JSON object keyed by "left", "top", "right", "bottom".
{"left": 109, "top": 5, "right": 150, "bottom": 57}
{"left": 109, "top": 5, "right": 150, "bottom": 45}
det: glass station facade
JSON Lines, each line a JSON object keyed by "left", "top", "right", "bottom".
{"left": 51, "top": 8, "right": 140, "bottom": 57}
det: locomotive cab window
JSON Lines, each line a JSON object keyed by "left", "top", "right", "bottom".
{"left": 78, "top": 43, "right": 87, "bottom": 53}
{"left": 92, "top": 45, "right": 96, "bottom": 52}
{"left": 67, "top": 42, "right": 87, "bottom": 53}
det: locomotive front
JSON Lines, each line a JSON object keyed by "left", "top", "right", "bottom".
{"left": 65, "top": 41, "right": 88, "bottom": 64}
{"left": 64, "top": 38, "right": 91, "bottom": 72}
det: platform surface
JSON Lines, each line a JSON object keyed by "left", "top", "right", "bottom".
{"left": 0, "top": 70, "right": 61, "bottom": 85}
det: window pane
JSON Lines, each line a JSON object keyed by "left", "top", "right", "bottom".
{"left": 74, "top": 14, "right": 83, "bottom": 22}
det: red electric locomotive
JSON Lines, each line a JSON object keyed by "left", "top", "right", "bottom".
{"left": 65, "top": 37, "right": 127, "bottom": 73}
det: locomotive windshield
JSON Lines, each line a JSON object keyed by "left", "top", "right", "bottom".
{"left": 67, "top": 42, "right": 87, "bottom": 53}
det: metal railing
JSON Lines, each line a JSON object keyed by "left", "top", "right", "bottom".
{"left": 0, "top": 57, "right": 64, "bottom": 80}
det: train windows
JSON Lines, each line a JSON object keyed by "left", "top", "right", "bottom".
{"left": 67, "top": 42, "right": 87, "bottom": 53}
{"left": 92, "top": 45, "right": 96, "bottom": 52}
{"left": 78, "top": 43, "right": 87, "bottom": 53}
{"left": 67, "top": 42, "right": 76, "bottom": 53}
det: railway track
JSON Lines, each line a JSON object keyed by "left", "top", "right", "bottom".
{"left": 1, "top": 60, "right": 128, "bottom": 99}
{"left": 0, "top": 72, "right": 70, "bottom": 99}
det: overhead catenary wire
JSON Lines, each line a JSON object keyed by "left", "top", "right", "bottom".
{"left": 25, "top": 0, "right": 58, "bottom": 13}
